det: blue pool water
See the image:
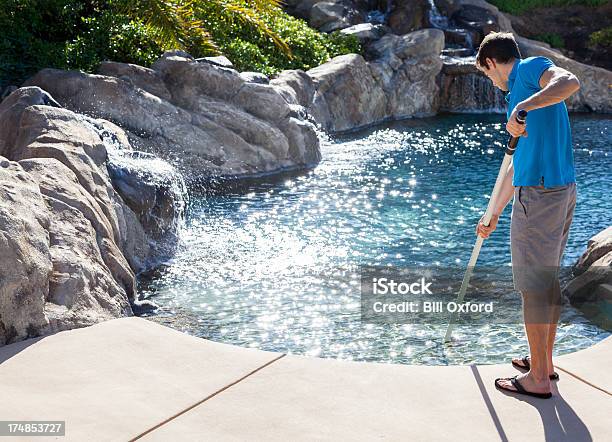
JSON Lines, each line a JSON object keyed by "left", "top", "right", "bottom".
{"left": 139, "top": 114, "right": 611, "bottom": 364}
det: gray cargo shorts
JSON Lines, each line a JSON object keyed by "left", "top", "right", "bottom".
{"left": 510, "top": 182, "right": 577, "bottom": 293}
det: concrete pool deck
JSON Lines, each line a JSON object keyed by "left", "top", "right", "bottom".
{"left": 0, "top": 317, "right": 609, "bottom": 441}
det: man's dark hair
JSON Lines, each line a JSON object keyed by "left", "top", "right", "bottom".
{"left": 476, "top": 32, "right": 522, "bottom": 69}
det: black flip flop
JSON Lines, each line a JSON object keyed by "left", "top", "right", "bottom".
{"left": 512, "top": 356, "right": 560, "bottom": 380}
{"left": 495, "top": 375, "right": 553, "bottom": 399}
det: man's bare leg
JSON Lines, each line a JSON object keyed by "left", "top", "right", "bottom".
{"left": 498, "top": 291, "right": 552, "bottom": 393}
{"left": 546, "top": 279, "right": 562, "bottom": 372}
{"left": 512, "top": 280, "right": 561, "bottom": 376}
{"left": 513, "top": 280, "right": 561, "bottom": 376}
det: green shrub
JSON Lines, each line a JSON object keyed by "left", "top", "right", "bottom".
{"left": 534, "top": 33, "right": 565, "bottom": 48}
{"left": 63, "top": 13, "right": 164, "bottom": 72}
{"left": 196, "top": 3, "right": 361, "bottom": 77}
{"left": 0, "top": 1, "right": 164, "bottom": 88}
{"left": 589, "top": 27, "right": 612, "bottom": 47}
{"left": 0, "top": 0, "right": 361, "bottom": 89}
{"left": 0, "top": 0, "right": 72, "bottom": 88}
{"left": 488, "top": 0, "right": 607, "bottom": 15}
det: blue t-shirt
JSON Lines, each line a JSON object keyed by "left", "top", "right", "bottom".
{"left": 505, "top": 56, "right": 576, "bottom": 187}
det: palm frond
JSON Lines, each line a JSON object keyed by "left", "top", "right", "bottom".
{"left": 176, "top": 1, "right": 221, "bottom": 54}
{"left": 209, "top": 1, "right": 294, "bottom": 59}
{"left": 120, "top": 0, "right": 220, "bottom": 54}
{"left": 120, "top": 0, "right": 291, "bottom": 59}
{"left": 123, "top": 0, "right": 184, "bottom": 47}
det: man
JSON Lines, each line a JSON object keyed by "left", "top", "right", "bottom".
{"left": 474, "top": 32, "right": 581, "bottom": 399}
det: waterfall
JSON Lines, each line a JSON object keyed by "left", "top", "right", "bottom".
{"left": 428, "top": 0, "right": 449, "bottom": 29}
{"left": 80, "top": 115, "right": 189, "bottom": 264}
{"left": 425, "top": 0, "right": 508, "bottom": 113}
{"left": 366, "top": 0, "right": 393, "bottom": 24}
{"left": 438, "top": 57, "right": 508, "bottom": 114}
{"left": 464, "top": 31, "right": 473, "bottom": 51}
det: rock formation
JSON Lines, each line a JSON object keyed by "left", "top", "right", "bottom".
{"left": 564, "top": 227, "right": 612, "bottom": 308}
{"left": 0, "top": 87, "right": 180, "bottom": 345}
{"left": 284, "top": 0, "right": 367, "bottom": 32}
{"left": 435, "top": 0, "right": 612, "bottom": 113}
{"left": 3, "top": 0, "right": 611, "bottom": 347}
{"left": 281, "top": 0, "right": 611, "bottom": 122}
{"left": 272, "top": 29, "right": 445, "bottom": 133}
{"left": 24, "top": 52, "right": 321, "bottom": 184}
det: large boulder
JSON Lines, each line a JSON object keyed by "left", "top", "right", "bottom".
{"left": 198, "top": 55, "right": 234, "bottom": 69}
{"left": 306, "top": 54, "right": 387, "bottom": 133}
{"left": 0, "top": 87, "right": 60, "bottom": 158}
{"left": 369, "top": 29, "right": 445, "bottom": 119}
{"left": 19, "top": 158, "right": 134, "bottom": 327}
{"left": 387, "top": 0, "right": 429, "bottom": 35}
{"left": 311, "top": 1, "right": 364, "bottom": 32}
{"left": 9, "top": 103, "right": 150, "bottom": 274}
{"left": 340, "top": 23, "right": 390, "bottom": 45}
{"left": 270, "top": 70, "right": 317, "bottom": 109}
{"left": 285, "top": 0, "right": 366, "bottom": 32}
{"left": 239, "top": 72, "right": 270, "bottom": 84}
{"left": 0, "top": 87, "right": 182, "bottom": 345}
{"left": 449, "top": 4, "right": 500, "bottom": 48}
{"left": 0, "top": 158, "right": 52, "bottom": 345}
{"left": 282, "top": 0, "right": 321, "bottom": 21}
{"left": 436, "top": 0, "right": 514, "bottom": 34}
{"left": 97, "top": 61, "right": 172, "bottom": 102}
{"left": 24, "top": 52, "right": 321, "bottom": 183}
{"left": 306, "top": 29, "right": 444, "bottom": 133}
{"left": 564, "top": 226, "right": 612, "bottom": 309}
{"left": 574, "top": 227, "right": 612, "bottom": 272}
{"left": 433, "top": 0, "right": 511, "bottom": 52}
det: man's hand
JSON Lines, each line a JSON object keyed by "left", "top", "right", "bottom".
{"left": 506, "top": 106, "right": 527, "bottom": 138}
{"left": 476, "top": 213, "right": 500, "bottom": 239}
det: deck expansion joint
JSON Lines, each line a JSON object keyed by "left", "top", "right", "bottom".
{"left": 129, "top": 352, "right": 287, "bottom": 441}
{"left": 554, "top": 365, "right": 611, "bottom": 396}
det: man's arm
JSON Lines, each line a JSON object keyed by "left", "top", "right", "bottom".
{"left": 506, "top": 66, "right": 580, "bottom": 137}
{"left": 476, "top": 160, "right": 514, "bottom": 238}
{"left": 521, "top": 66, "right": 581, "bottom": 111}
{"left": 493, "top": 159, "right": 514, "bottom": 216}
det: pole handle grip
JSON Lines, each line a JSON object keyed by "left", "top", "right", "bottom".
{"left": 505, "top": 109, "right": 528, "bottom": 155}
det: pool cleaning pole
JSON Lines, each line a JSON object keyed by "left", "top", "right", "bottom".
{"left": 444, "top": 110, "right": 527, "bottom": 343}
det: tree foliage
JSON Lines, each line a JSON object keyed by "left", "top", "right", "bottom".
{"left": 0, "top": 0, "right": 361, "bottom": 88}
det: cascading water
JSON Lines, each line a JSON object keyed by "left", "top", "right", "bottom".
{"left": 438, "top": 57, "right": 508, "bottom": 113}
{"left": 81, "top": 116, "right": 189, "bottom": 267}
{"left": 426, "top": 0, "right": 507, "bottom": 113}
{"left": 366, "top": 0, "right": 392, "bottom": 24}
{"left": 429, "top": 0, "right": 472, "bottom": 52}
{"left": 428, "top": 0, "right": 449, "bottom": 29}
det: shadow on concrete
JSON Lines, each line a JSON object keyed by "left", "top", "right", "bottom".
{"left": 471, "top": 365, "right": 592, "bottom": 442}
{"left": 471, "top": 365, "right": 509, "bottom": 442}
{"left": 0, "top": 335, "right": 45, "bottom": 365}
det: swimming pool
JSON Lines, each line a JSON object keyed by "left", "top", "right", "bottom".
{"left": 138, "top": 114, "right": 610, "bottom": 364}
